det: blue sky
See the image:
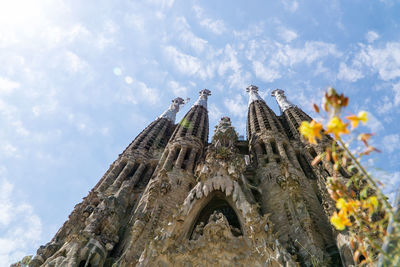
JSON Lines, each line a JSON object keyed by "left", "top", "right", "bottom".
{"left": 1, "top": 0, "right": 400, "bottom": 265}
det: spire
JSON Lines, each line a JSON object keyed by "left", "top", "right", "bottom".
{"left": 271, "top": 89, "right": 295, "bottom": 112}
{"left": 159, "top": 97, "right": 186, "bottom": 123}
{"left": 246, "top": 85, "right": 264, "bottom": 106}
{"left": 193, "top": 89, "right": 211, "bottom": 109}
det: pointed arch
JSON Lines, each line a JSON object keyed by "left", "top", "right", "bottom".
{"left": 189, "top": 193, "right": 243, "bottom": 239}
{"left": 180, "top": 190, "right": 246, "bottom": 240}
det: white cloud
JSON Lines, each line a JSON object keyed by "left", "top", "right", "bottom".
{"left": 246, "top": 41, "right": 341, "bottom": 72}
{"left": 41, "top": 24, "right": 91, "bottom": 49}
{"left": 0, "top": 77, "right": 20, "bottom": 94}
{"left": 393, "top": 81, "right": 400, "bottom": 106}
{"left": 372, "top": 170, "right": 400, "bottom": 204}
{"left": 366, "top": 31, "right": 379, "bottom": 43}
{"left": 281, "top": 0, "right": 299, "bottom": 12}
{"left": 12, "top": 120, "right": 30, "bottom": 137}
{"left": 355, "top": 42, "right": 400, "bottom": 81}
{"left": 208, "top": 103, "right": 223, "bottom": 122}
{"left": 0, "top": 179, "right": 42, "bottom": 265}
{"left": 124, "top": 14, "right": 146, "bottom": 31}
{"left": 146, "top": 0, "right": 175, "bottom": 9}
{"left": 224, "top": 94, "right": 247, "bottom": 117}
{"left": 64, "top": 51, "right": 89, "bottom": 73}
{"left": 193, "top": 5, "right": 226, "bottom": 35}
{"left": 199, "top": 18, "right": 226, "bottom": 35}
{"left": 137, "top": 81, "right": 160, "bottom": 105}
{"left": 382, "top": 134, "right": 400, "bottom": 153}
{"left": 278, "top": 27, "right": 298, "bottom": 43}
{"left": 168, "top": 80, "right": 188, "bottom": 96}
{"left": 279, "top": 41, "right": 341, "bottom": 66}
{"left": 1, "top": 143, "right": 18, "bottom": 157}
{"left": 314, "top": 61, "right": 329, "bottom": 76}
{"left": 217, "top": 44, "right": 250, "bottom": 89}
{"left": 337, "top": 62, "right": 364, "bottom": 82}
{"left": 175, "top": 17, "right": 208, "bottom": 53}
{"left": 233, "top": 22, "right": 265, "bottom": 41}
{"left": 253, "top": 61, "right": 281, "bottom": 82}
{"left": 366, "top": 112, "right": 384, "bottom": 133}
{"left": 218, "top": 44, "right": 241, "bottom": 76}
{"left": 376, "top": 95, "right": 394, "bottom": 115}
{"left": 164, "top": 46, "right": 213, "bottom": 79}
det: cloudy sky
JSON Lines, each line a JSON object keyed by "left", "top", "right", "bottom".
{"left": 1, "top": 0, "right": 400, "bottom": 265}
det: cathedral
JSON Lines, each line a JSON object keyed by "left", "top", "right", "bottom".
{"left": 29, "top": 86, "right": 355, "bottom": 267}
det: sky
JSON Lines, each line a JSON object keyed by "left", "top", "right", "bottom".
{"left": 1, "top": 0, "right": 400, "bottom": 265}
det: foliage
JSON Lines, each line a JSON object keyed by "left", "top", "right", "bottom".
{"left": 299, "top": 88, "right": 399, "bottom": 265}
{"left": 10, "top": 255, "right": 32, "bottom": 267}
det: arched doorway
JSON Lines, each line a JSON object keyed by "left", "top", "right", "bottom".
{"left": 189, "top": 193, "right": 243, "bottom": 239}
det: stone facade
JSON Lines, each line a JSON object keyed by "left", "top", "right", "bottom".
{"left": 30, "top": 87, "right": 355, "bottom": 267}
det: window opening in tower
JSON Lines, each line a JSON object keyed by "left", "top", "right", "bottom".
{"left": 296, "top": 152, "right": 317, "bottom": 180}
{"left": 181, "top": 147, "right": 192, "bottom": 170}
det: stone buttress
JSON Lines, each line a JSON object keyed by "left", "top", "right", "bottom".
{"left": 271, "top": 89, "right": 354, "bottom": 266}
{"left": 29, "top": 98, "right": 186, "bottom": 267}
{"left": 247, "top": 86, "right": 342, "bottom": 266}
{"left": 113, "top": 90, "right": 211, "bottom": 266}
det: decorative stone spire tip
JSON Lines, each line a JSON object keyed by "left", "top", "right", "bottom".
{"left": 193, "top": 89, "right": 211, "bottom": 109}
{"left": 271, "top": 89, "right": 294, "bottom": 112}
{"left": 246, "top": 85, "right": 264, "bottom": 106}
{"left": 159, "top": 97, "right": 187, "bottom": 122}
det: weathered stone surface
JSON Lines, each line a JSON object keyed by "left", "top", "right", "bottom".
{"left": 30, "top": 89, "right": 355, "bottom": 267}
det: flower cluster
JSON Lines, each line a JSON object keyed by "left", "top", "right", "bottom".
{"left": 330, "top": 196, "right": 378, "bottom": 230}
{"left": 298, "top": 87, "right": 397, "bottom": 265}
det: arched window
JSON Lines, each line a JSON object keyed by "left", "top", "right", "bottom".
{"left": 189, "top": 194, "right": 242, "bottom": 239}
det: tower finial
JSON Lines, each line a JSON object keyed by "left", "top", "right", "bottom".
{"left": 246, "top": 85, "right": 264, "bottom": 106}
{"left": 159, "top": 97, "right": 187, "bottom": 123}
{"left": 271, "top": 89, "right": 294, "bottom": 112}
{"left": 193, "top": 89, "right": 211, "bottom": 109}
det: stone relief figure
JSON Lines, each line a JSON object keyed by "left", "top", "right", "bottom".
{"left": 202, "top": 211, "right": 234, "bottom": 241}
{"left": 191, "top": 222, "right": 204, "bottom": 240}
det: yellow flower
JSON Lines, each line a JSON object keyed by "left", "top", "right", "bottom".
{"left": 298, "top": 120, "right": 323, "bottom": 144}
{"left": 326, "top": 116, "right": 350, "bottom": 139}
{"left": 362, "top": 196, "right": 379, "bottom": 213}
{"left": 368, "top": 196, "right": 378, "bottom": 209}
{"left": 336, "top": 198, "right": 347, "bottom": 210}
{"left": 336, "top": 198, "right": 358, "bottom": 213}
{"left": 331, "top": 210, "right": 352, "bottom": 230}
{"left": 346, "top": 111, "right": 368, "bottom": 128}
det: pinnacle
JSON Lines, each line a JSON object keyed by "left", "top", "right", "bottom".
{"left": 159, "top": 97, "right": 187, "bottom": 123}
{"left": 271, "top": 88, "right": 294, "bottom": 112}
{"left": 193, "top": 89, "right": 211, "bottom": 109}
{"left": 246, "top": 84, "right": 264, "bottom": 105}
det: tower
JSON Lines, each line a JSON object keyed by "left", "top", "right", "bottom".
{"left": 30, "top": 87, "right": 354, "bottom": 267}
{"left": 29, "top": 97, "right": 186, "bottom": 267}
